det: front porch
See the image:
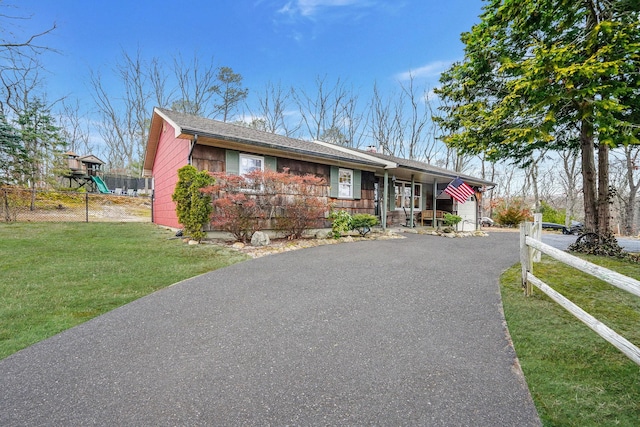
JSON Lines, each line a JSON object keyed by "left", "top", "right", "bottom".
{"left": 372, "top": 172, "right": 480, "bottom": 231}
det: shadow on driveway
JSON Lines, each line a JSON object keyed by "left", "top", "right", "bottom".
{"left": 0, "top": 233, "right": 540, "bottom": 426}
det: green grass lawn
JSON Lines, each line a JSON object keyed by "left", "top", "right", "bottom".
{"left": 501, "top": 254, "right": 640, "bottom": 426}
{"left": 0, "top": 222, "right": 248, "bottom": 360}
{"left": 4, "top": 223, "right": 640, "bottom": 425}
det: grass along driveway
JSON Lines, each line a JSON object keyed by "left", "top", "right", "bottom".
{"left": 0, "top": 222, "right": 248, "bottom": 360}
{"left": 501, "top": 255, "right": 640, "bottom": 426}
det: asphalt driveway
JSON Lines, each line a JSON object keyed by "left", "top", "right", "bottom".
{"left": 0, "top": 233, "right": 540, "bottom": 426}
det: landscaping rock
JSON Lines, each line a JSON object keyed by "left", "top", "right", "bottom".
{"left": 188, "top": 240, "right": 199, "bottom": 245}
{"left": 232, "top": 242, "right": 245, "bottom": 249}
{"left": 251, "top": 231, "right": 270, "bottom": 246}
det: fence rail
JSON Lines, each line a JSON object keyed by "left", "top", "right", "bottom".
{"left": 1, "top": 187, "right": 152, "bottom": 223}
{"left": 520, "top": 221, "right": 640, "bottom": 366}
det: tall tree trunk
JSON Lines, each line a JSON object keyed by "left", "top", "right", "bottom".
{"left": 597, "top": 143, "right": 611, "bottom": 234}
{"left": 561, "top": 149, "right": 580, "bottom": 227}
{"left": 580, "top": 118, "right": 598, "bottom": 232}
{"left": 623, "top": 146, "right": 640, "bottom": 235}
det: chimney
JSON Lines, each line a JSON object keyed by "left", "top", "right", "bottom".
{"left": 366, "top": 145, "right": 377, "bottom": 153}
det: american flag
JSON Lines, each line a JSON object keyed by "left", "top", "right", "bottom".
{"left": 444, "top": 178, "right": 475, "bottom": 204}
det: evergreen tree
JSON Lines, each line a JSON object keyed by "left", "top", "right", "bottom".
{"left": 0, "top": 114, "right": 26, "bottom": 185}
{"left": 172, "top": 165, "right": 215, "bottom": 242}
{"left": 436, "top": 0, "right": 640, "bottom": 236}
{"left": 17, "top": 99, "right": 65, "bottom": 207}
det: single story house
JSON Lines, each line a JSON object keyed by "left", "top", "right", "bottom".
{"left": 143, "top": 108, "right": 494, "bottom": 232}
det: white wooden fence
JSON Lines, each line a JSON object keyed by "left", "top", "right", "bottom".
{"left": 520, "top": 218, "right": 640, "bottom": 366}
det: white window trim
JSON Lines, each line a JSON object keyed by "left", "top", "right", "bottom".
{"left": 239, "top": 153, "right": 265, "bottom": 175}
{"left": 338, "top": 168, "right": 353, "bottom": 199}
{"left": 239, "top": 153, "right": 265, "bottom": 192}
{"left": 394, "top": 181, "right": 422, "bottom": 210}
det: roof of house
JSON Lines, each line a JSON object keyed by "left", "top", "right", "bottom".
{"left": 311, "top": 140, "right": 494, "bottom": 187}
{"left": 353, "top": 150, "right": 494, "bottom": 187}
{"left": 144, "top": 108, "right": 385, "bottom": 172}
{"left": 144, "top": 108, "right": 494, "bottom": 187}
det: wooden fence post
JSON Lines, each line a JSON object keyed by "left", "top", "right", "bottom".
{"left": 532, "top": 213, "right": 542, "bottom": 262}
{"left": 520, "top": 222, "right": 533, "bottom": 296}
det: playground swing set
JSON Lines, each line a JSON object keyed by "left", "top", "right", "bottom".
{"left": 62, "top": 152, "right": 125, "bottom": 195}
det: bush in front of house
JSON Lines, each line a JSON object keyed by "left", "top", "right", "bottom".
{"left": 329, "top": 210, "right": 352, "bottom": 238}
{"left": 329, "top": 211, "right": 378, "bottom": 238}
{"left": 172, "top": 165, "right": 215, "bottom": 242}
{"left": 350, "top": 213, "right": 378, "bottom": 237}
{"left": 275, "top": 194, "right": 328, "bottom": 239}
{"left": 268, "top": 170, "right": 329, "bottom": 239}
{"left": 209, "top": 170, "right": 330, "bottom": 242}
{"left": 211, "top": 191, "right": 264, "bottom": 243}
{"left": 442, "top": 213, "right": 462, "bottom": 227}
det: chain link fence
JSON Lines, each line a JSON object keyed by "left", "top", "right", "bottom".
{"left": 1, "top": 187, "right": 152, "bottom": 223}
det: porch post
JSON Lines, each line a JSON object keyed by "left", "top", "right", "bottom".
{"left": 432, "top": 180, "right": 438, "bottom": 225}
{"left": 382, "top": 171, "right": 389, "bottom": 230}
{"left": 410, "top": 174, "right": 415, "bottom": 227}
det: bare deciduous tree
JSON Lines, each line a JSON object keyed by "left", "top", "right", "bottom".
{"left": 0, "top": 3, "right": 56, "bottom": 117}
{"left": 248, "top": 80, "right": 298, "bottom": 136}
{"left": 420, "top": 96, "right": 444, "bottom": 164}
{"left": 558, "top": 148, "right": 582, "bottom": 226}
{"left": 90, "top": 49, "right": 153, "bottom": 173}
{"left": 436, "top": 146, "right": 474, "bottom": 174}
{"left": 91, "top": 50, "right": 226, "bottom": 173}
{"left": 58, "top": 99, "right": 92, "bottom": 155}
{"left": 611, "top": 145, "right": 640, "bottom": 235}
{"left": 521, "top": 151, "right": 548, "bottom": 212}
{"left": 366, "top": 82, "right": 404, "bottom": 155}
{"left": 292, "top": 75, "right": 361, "bottom": 146}
{"left": 399, "top": 74, "right": 430, "bottom": 160}
{"left": 171, "top": 53, "right": 218, "bottom": 117}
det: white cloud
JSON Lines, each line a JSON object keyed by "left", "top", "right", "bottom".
{"left": 395, "top": 60, "right": 454, "bottom": 82}
{"left": 278, "top": 0, "right": 374, "bottom": 18}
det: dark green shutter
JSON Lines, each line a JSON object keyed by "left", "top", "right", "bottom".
{"left": 265, "top": 156, "right": 277, "bottom": 171}
{"left": 330, "top": 166, "right": 339, "bottom": 198}
{"left": 353, "top": 170, "right": 361, "bottom": 200}
{"left": 226, "top": 150, "right": 239, "bottom": 174}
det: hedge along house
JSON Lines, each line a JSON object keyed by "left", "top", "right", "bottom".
{"left": 143, "top": 108, "right": 494, "bottom": 232}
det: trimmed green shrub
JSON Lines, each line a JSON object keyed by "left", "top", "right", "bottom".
{"left": 329, "top": 210, "right": 352, "bottom": 238}
{"left": 172, "top": 165, "right": 215, "bottom": 242}
{"left": 443, "top": 212, "right": 462, "bottom": 227}
{"left": 351, "top": 213, "right": 378, "bottom": 236}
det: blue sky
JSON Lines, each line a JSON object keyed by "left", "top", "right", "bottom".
{"left": 17, "top": 0, "right": 484, "bottom": 113}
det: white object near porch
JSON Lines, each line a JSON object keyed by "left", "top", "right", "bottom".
{"left": 457, "top": 195, "right": 477, "bottom": 231}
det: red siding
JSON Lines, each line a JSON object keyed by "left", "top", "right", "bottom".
{"left": 152, "top": 122, "right": 190, "bottom": 228}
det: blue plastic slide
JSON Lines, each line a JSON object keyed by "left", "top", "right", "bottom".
{"left": 91, "top": 176, "right": 110, "bottom": 193}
